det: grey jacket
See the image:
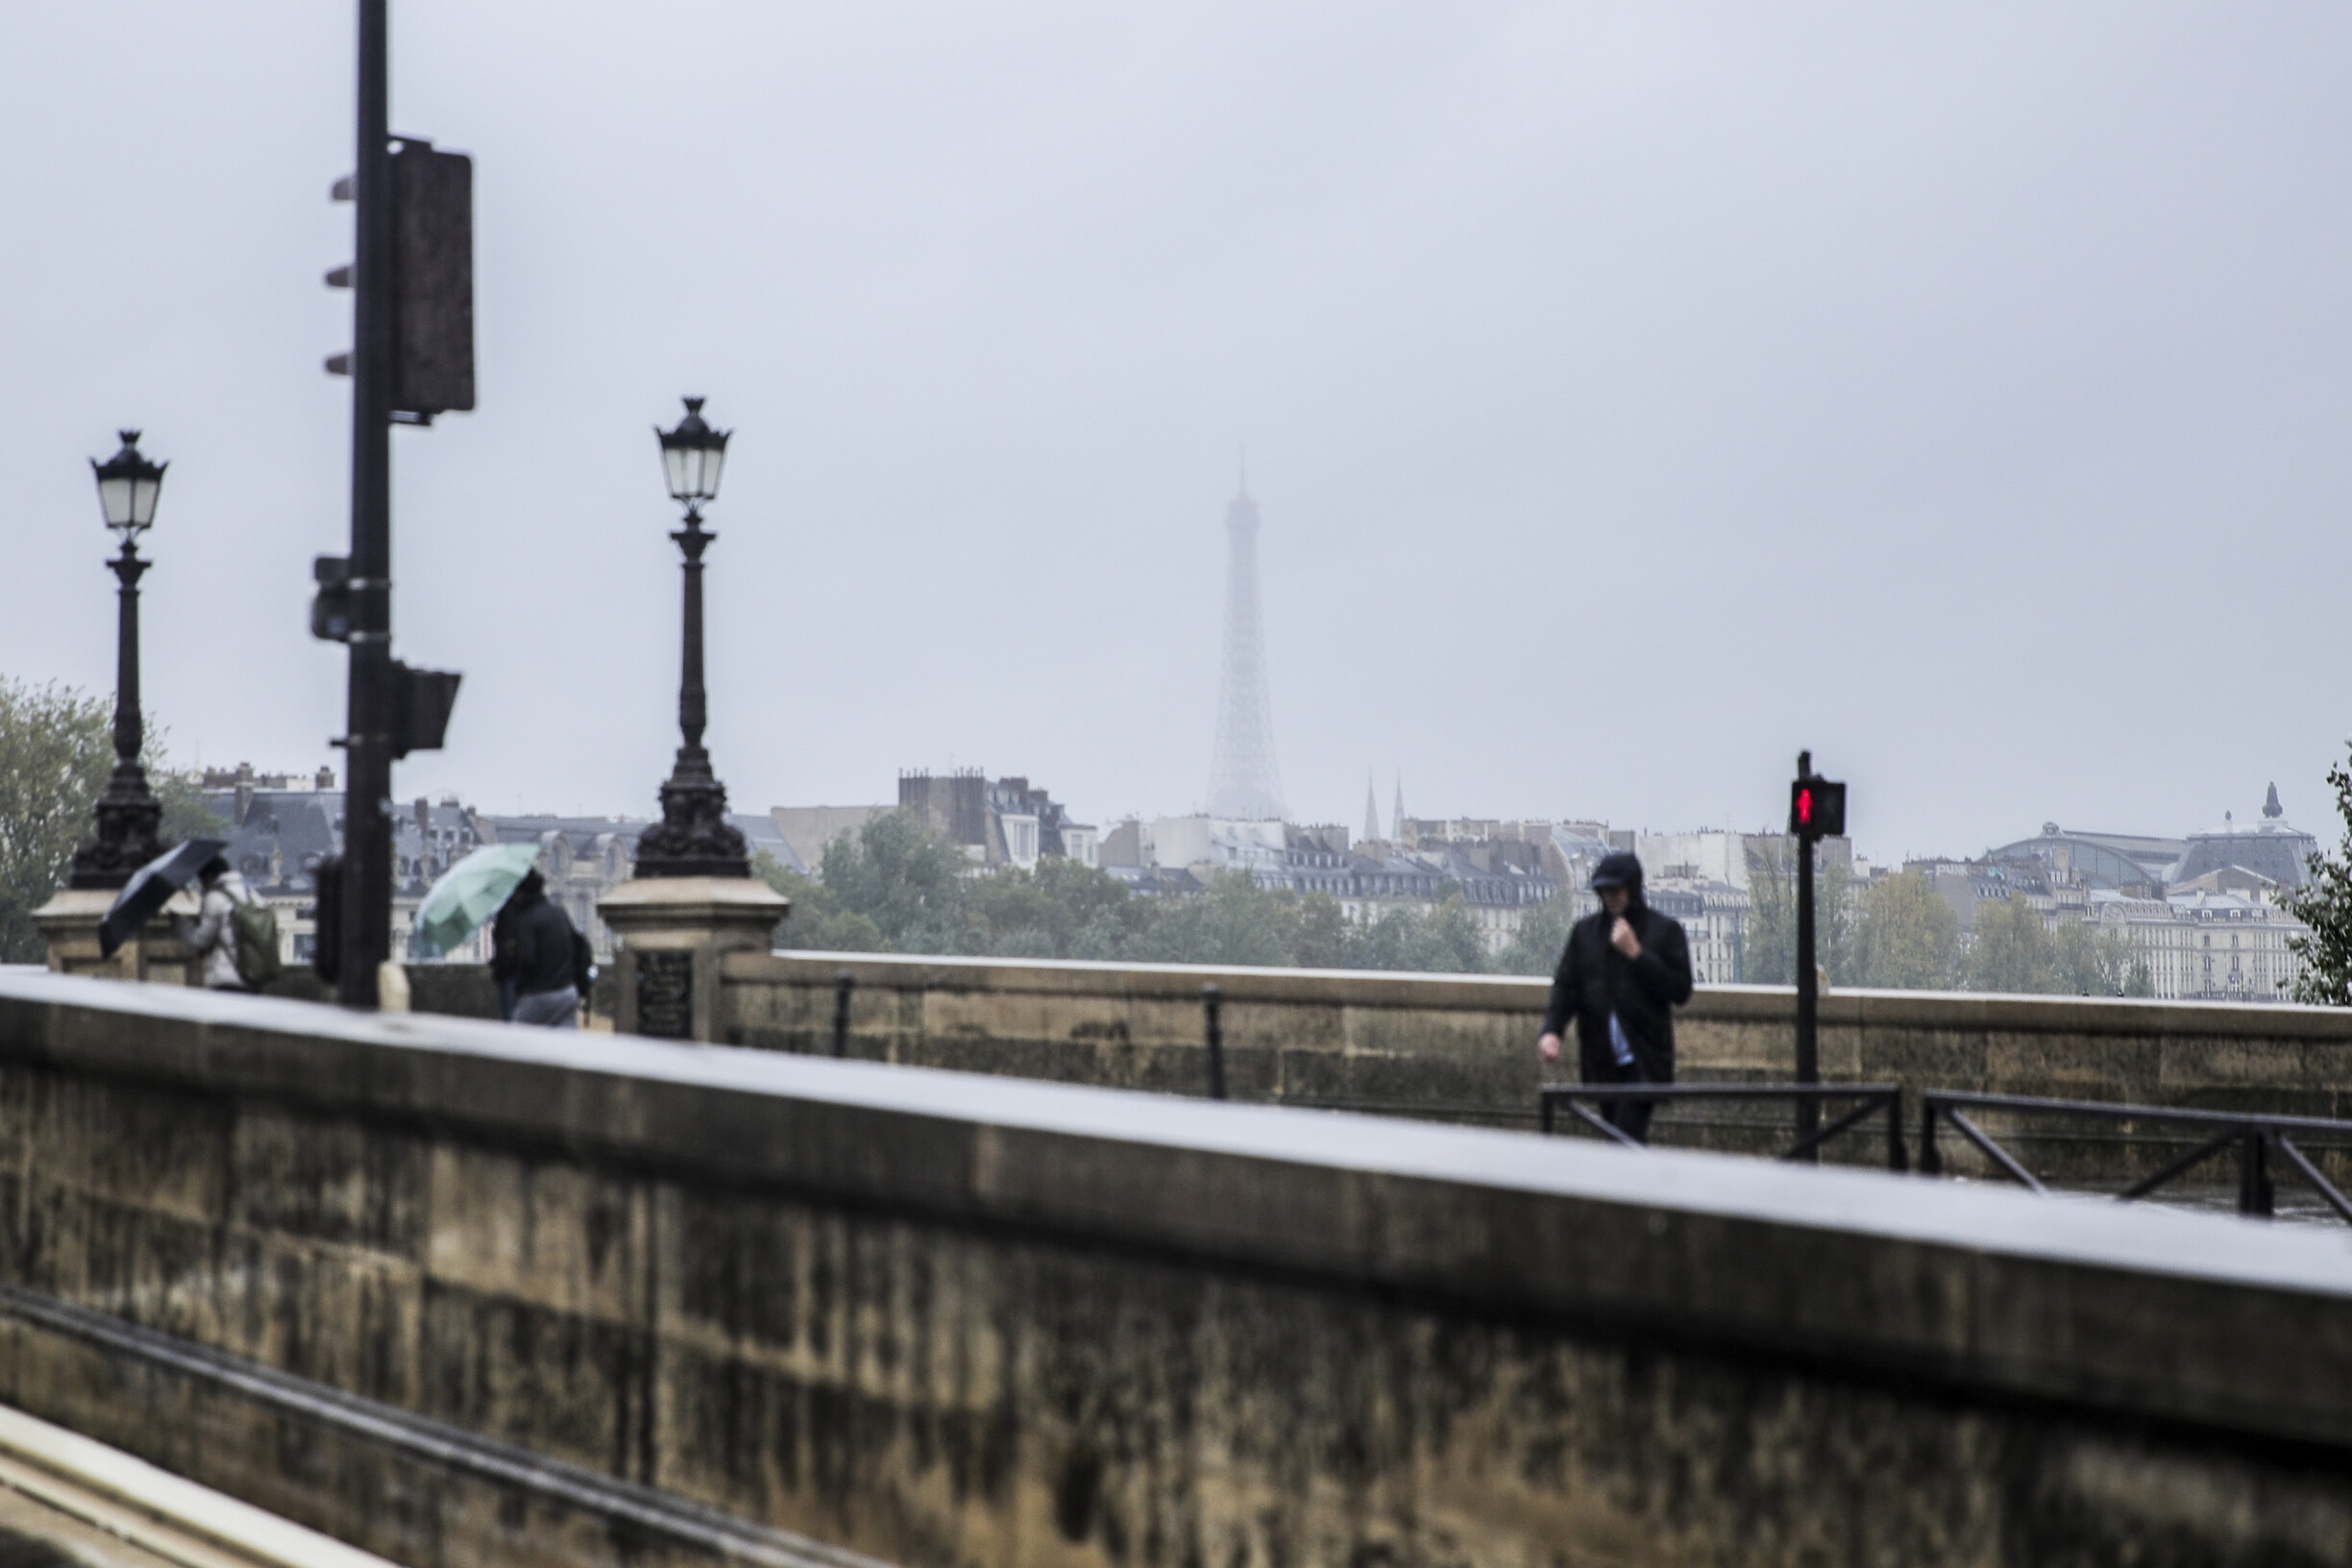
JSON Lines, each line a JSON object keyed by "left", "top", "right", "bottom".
{"left": 178, "top": 870, "right": 257, "bottom": 990}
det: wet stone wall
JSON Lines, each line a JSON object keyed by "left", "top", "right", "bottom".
{"left": 0, "top": 975, "right": 2347, "bottom": 1568}
{"left": 727, "top": 952, "right": 2352, "bottom": 1185}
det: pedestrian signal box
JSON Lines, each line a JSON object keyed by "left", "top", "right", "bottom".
{"left": 1788, "top": 753, "right": 1847, "bottom": 841}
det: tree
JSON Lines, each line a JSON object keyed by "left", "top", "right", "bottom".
{"left": 1965, "top": 895, "right": 2056, "bottom": 994}
{"left": 1497, "top": 894, "right": 1575, "bottom": 977}
{"left": 1742, "top": 839, "right": 1856, "bottom": 985}
{"left": 756, "top": 852, "right": 887, "bottom": 953}
{"left": 2050, "top": 918, "right": 2143, "bottom": 997}
{"left": 817, "top": 809, "right": 973, "bottom": 953}
{"left": 1850, "top": 869, "right": 1960, "bottom": 991}
{"left": 966, "top": 855, "right": 1141, "bottom": 959}
{"left": 0, "top": 680, "right": 216, "bottom": 963}
{"left": 1290, "top": 893, "right": 1356, "bottom": 970}
{"left": 2283, "top": 744, "right": 2352, "bottom": 1005}
{"left": 0, "top": 681, "right": 113, "bottom": 961}
{"left": 1136, "top": 870, "right": 1298, "bottom": 967}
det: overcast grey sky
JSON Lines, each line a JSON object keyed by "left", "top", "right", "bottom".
{"left": 5, "top": 3, "right": 2349, "bottom": 864}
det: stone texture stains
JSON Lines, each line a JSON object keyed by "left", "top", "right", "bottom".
{"left": 0, "top": 1044, "right": 2347, "bottom": 1566}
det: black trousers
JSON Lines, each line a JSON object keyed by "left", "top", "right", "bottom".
{"left": 1596, "top": 1056, "right": 1656, "bottom": 1145}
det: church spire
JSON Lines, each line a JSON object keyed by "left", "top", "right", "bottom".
{"left": 1363, "top": 774, "right": 1381, "bottom": 845}
{"left": 1391, "top": 775, "right": 1406, "bottom": 843}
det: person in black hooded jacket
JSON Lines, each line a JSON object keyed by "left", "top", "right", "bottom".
{"left": 1536, "top": 850, "right": 1693, "bottom": 1144}
{"left": 490, "top": 870, "right": 581, "bottom": 1028}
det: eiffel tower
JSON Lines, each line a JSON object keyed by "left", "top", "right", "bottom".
{"left": 1208, "top": 475, "right": 1286, "bottom": 821}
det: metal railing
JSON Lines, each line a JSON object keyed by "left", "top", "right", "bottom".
{"left": 1540, "top": 1082, "right": 1907, "bottom": 1169}
{"left": 1919, "top": 1090, "right": 2352, "bottom": 1222}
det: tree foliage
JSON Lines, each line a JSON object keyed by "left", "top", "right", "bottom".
{"left": 0, "top": 681, "right": 113, "bottom": 962}
{"left": 1965, "top": 895, "right": 2053, "bottom": 993}
{"left": 757, "top": 809, "right": 1517, "bottom": 974}
{"left": 2282, "top": 744, "right": 2352, "bottom": 1005}
{"left": 1741, "top": 840, "right": 1856, "bottom": 985}
{"left": 1851, "top": 869, "right": 1960, "bottom": 991}
{"left": 0, "top": 678, "right": 226, "bottom": 963}
{"left": 1956, "top": 896, "right": 2147, "bottom": 997}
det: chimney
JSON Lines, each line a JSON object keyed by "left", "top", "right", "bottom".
{"left": 233, "top": 762, "right": 256, "bottom": 828}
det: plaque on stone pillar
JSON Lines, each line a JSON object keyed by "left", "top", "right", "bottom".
{"left": 636, "top": 950, "right": 694, "bottom": 1040}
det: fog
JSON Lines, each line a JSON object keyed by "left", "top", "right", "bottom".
{"left": 5, "top": 2, "right": 2349, "bottom": 864}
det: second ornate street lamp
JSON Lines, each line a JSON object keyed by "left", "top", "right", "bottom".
{"left": 632, "top": 398, "right": 752, "bottom": 879}
{"left": 68, "top": 430, "right": 171, "bottom": 889}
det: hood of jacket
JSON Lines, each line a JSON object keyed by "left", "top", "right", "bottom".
{"left": 1590, "top": 851, "right": 1647, "bottom": 912}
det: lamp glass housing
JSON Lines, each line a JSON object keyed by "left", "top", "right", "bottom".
{"left": 655, "top": 398, "right": 729, "bottom": 505}
{"left": 90, "top": 430, "right": 165, "bottom": 539}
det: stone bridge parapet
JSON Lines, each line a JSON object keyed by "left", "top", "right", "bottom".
{"left": 0, "top": 971, "right": 2344, "bottom": 1566}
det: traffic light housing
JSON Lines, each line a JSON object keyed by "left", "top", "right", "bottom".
{"left": 389, "top": 662, "right": 461, "bottom": 758}
{"left": 1789, "top": 755, "right": 1848, "bottom": 841}
{"left": 311, "top": 555, "right": 355, "bottom": 642}
{"left": 326, "top": 138, "right": 475, "bottom": 422}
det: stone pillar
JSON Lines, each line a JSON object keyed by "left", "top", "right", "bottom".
{"left": 597, "top": 877, "right": 787, "bottom": 1043}
{"left": 31, "top": 887, "right": 203, "bottom": 985}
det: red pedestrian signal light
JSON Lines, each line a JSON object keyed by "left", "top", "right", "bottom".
{"left": 1788, "top": 762, "right": 1847, "bottom": 840}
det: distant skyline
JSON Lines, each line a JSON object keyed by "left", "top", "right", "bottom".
{"left": 6, "top": 3, "right": 2351, "bottom": 868}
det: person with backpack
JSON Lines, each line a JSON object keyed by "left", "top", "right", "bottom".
{"left": 177, "top": 855, "right": 282, "bottom": 993}
{"left": 491, "top": 869, "right": 585, "bottom": 1027}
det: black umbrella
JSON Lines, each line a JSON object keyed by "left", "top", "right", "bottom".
{"left": 100, "top": 839, "right": 227, "bottom": 958}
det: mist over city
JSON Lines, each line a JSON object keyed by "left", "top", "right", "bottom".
{"left": 8, "top": 3, "right": 2352, "bottom": 870}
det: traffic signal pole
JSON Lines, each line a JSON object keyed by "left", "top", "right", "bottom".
{"left": 1794, "top": 758, "right": 1819, "bottom": 1150}
{"left": 339, "top": 0, "right": 395, "bottom": 1006}
{"left": 1787, "top": 750, "right": 1848, "bottom": 1163}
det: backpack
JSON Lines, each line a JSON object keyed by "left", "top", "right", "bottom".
{"left": 231, "top": 897, "right": 283, "bottom": 988}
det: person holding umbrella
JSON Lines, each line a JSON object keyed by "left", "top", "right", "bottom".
{"left": 176, "top": 854, "right": 278, "bottom": 992}
{"left": 411, "top": 841, "right": 580, "bottom": 1024}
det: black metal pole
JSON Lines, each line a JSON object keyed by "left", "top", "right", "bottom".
{"left": 678, "top": 512, "right": 707, "bottom": 750}
{"left": 632, "top": 505, "right": 750, "bottom": 879}
{"left": 831, "top": 968, "right": 853, "bottom": 1058}
{"left": 1794, "top": 804, "right": 1820, "bottom": 1157}
{"left": 68, "top": 540, "right": 166, "bottom": 888}
{"left": 339, "top": 0, "right": 395, "bottom": 1005}
{"left": 110, "top": 542, "right": 146, "bottom": 771}
{"left": 1202, "top": 983, "right": 1227, "bottom": 1101}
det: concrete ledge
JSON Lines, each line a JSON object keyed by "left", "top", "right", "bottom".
{"left": 0, "top": 970, "right": 2348, "bottom": 1458}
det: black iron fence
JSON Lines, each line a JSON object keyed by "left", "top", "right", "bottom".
{"left": 1919, "top": 1090, "right": 2352, "bottom": 1223}
{"left": 1539, "top": 1082, "right": 1907, "bottom": 1169}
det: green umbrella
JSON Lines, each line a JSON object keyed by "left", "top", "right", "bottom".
{"left": 414, "top": 843, "right": 542, "bottom": 957}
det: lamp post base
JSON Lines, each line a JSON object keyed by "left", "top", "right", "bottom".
{"left": 632, "top": 747, "right": 751, "bottom": 880}
{"left": 66, "top": 763, "right": 168, "bottom": 891}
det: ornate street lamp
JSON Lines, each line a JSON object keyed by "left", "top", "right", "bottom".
{"left": 68, "top": 430, "right": 171, "bottom": 889}
{"left": 633, "top": 398, "right": 750, "bottom": 878}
